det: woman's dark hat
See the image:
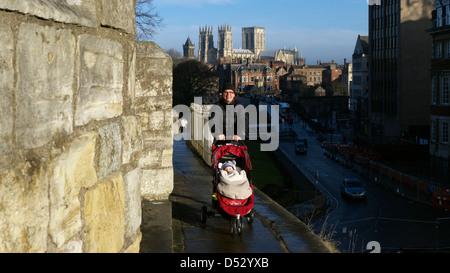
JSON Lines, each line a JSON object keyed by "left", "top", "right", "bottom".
{"left": 221, "top": 83, "right": 235, "bottom": 93}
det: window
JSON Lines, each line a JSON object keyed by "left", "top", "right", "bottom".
{"left": 437, "top": 7, "right": 443, "bottom": 27}
{"left": 432, "top": 76, "right": 437, "bottom": 104}
{"left": 447, "top": 5, "right": 450, "bottom": 25}
{"left": 432, "top": 120, "right": 436, "bottom": 143}
{"left": 447, "top": 41, "right": 450, "bottom": 59}
{"left": 442, "top": 76, "right": 449, "bottom": 104}
{"left": 442, "top": 121, "right": 449, "bottom": 144}
{"left": 437, "top": 43, "right": 442, "bottom": 59}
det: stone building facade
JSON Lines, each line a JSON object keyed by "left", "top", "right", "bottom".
{"left": 368, "top": 0, "right": 434, "bottom": 143}
{"left": 428, "top": 0, "right": 450, "bottom": 176}
{"left": 0, "top": 0, "right": 173, "bottom": 253}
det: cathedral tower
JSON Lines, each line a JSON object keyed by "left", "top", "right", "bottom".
{"left": 183, "top": 37, "right": 195, "bottom": 59}
{"left": 198, "top": 25, "right": 216, "bottom": 65}
{"left": 242, "top": 27, "right": 265, "bottom": 58}
{"left": 217, "top": 24, "right": 233, "bottom": 60}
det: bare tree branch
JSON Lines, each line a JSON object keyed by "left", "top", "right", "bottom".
{"left": 136, "top": 0, "right": 164, "bottom": 41}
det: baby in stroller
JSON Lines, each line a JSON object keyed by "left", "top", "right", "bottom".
{"left": 217, "top": 160, "right": 252, "bottom": 200}
{"left": 201, "top": 140, "right": 255, "bottom": 235}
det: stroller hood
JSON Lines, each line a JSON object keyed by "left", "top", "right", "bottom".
{"left": 211, "top": 141, "right": 252, "bottom": 172}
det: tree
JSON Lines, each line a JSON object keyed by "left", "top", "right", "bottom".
{"left": 135, "top": 0, "right": 164, "bottom": 41}
{"left": 329, "top": 80, "right": 348, "bottom": 96}
{"left": 166, "top": 48, "right": 182, "bottom": 60}
{"left": 173, "top": 60, "right": 218, "bottom": 106}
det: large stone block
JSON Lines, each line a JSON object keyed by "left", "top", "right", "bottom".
{"left": 96, "top": 122, "right": 122, "bottom": 181}
{"left": 138, "top": 149, "right": 160, "bottom": 169}
{"left": 123, "top": 168, "right": 142, "bottom": 241}
{"left": 121, "top": 116, "right": 143, "bottom": 165}
{"left": 48, "top": 132, "right": 98, "bottom": 249}
{"left": 138, "top": 148, "right": 172, "bottom": 169}
{"left": 83, "top": 174, "right": 125, "bottom": 253}
{"left": 140, "top": 168, "right": 174, "bottom": 201}
{"left": 75, "top": 34, "right": 123, "bottom": 126}
{"left": 16, "top": 23, "right": 75, "bottom": 149}
{"left": 136, "top": 96, "right": 172, "bottom": 112}
{"left": 0, "top": 0, "right": 97, "bottom": 28}
{"left": 142, "top": 130, "right": 173, "bottom": 149}
{"left": 135, "top": 41, "right": 172, "bottom": 98}
{"left": 101, "top": 0, "right": 136, "bottom": 35}
{"left": 0, "top": 156, "right": 49, "bottom": 253}
{"left": 0, "top": 19, "right": 14, "bottom": 156}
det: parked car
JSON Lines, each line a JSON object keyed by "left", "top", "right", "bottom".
{"left": 340, "top": 178, "right": 366, "bottom": 200}
{"left": 295, "top": 141, "right": 307, "bottom": 154}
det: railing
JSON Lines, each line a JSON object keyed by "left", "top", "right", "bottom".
{"left": 323, "top": 143, "right": 448, "bottom": 209}
{"left": 188, "top": 103, "right": 214, "bottom": 166}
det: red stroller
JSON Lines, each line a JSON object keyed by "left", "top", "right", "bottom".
{"left": 200, "top": 140, "right": 255, "bottom": 235}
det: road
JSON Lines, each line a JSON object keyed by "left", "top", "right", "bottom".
{"left": 276, "top": 116, "right": 450, "bottom": 252}
{"left": 244, "top": 97, "right": 450, "bottom": 252}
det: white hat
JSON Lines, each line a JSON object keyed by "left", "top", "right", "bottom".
{"left": 222, "top": 160, "right": 236, "bottom": 170}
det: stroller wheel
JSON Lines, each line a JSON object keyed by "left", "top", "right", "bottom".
{"left": 230, "top": 216, "right": 243, "bottom": 235}
{"left": 200, "top": 206, "right": 208, "bottom": 223}
{"left": 246, "top": 210, "right": 255, "bottom": 225}
{"left": 236, "top": 216, "right": 243, "bottom": 235}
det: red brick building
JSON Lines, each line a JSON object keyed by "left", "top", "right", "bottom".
{"left": 221, "top": 62, "right": 277, "bottom": 94}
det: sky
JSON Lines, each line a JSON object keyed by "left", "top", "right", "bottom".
{"left": 150, "top": 0, "right": 369, "bottom": 65}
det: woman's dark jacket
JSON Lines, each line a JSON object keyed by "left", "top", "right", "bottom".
{"left": 210, "top": 97, "right": 249, "bottom": 140}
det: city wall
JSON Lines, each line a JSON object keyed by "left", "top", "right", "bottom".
{"left": 0, "top": 0, "right": 173, "bottom": 253}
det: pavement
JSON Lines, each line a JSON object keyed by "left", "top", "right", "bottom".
{"left": 139, "top": 138, "right": 331, "bottom": 253}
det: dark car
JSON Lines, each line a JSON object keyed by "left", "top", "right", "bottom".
{"left": 340, "top": 178, "right": 366, "bottom": 199}
{"left": 295, "top": 141, "right": 307, "bottom": 154}
{"left": 297, "top": 137, "right": 308, "bottom": 146}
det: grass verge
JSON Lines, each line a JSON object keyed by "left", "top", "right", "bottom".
{"left": 245, "top": 140, "right": 286, "bottom": 191}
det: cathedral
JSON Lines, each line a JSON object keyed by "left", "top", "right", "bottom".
{"left": 193, "top": 24, "right": 303, "bottom": 66}
{"left": 196, "top": 25, "right": 264, "bottom": 65}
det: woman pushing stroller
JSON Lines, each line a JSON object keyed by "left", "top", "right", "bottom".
{"left": 200, "top": 83, "right": 254, "bottom": 235}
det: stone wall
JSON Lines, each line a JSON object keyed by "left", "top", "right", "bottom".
{"left": 0, "top": 0, "right": 173, "bottom": 253}
{"left": 135, "top": 41, "right": 174, "bottom": 201}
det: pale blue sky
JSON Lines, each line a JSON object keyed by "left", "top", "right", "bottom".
{"left": 150, "top": 0, "right": 369, "bottom": 65}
